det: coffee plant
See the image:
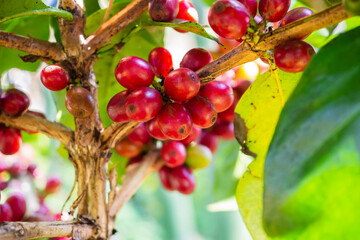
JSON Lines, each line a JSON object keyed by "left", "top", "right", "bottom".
{"left": 0, "top": 0, "right": 359, "bottom": 239}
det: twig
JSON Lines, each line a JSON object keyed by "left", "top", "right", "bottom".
{"left": 101, "top": 0, "right": 115, "bottom": 25}
{"left": 0, "top": 112, "right": 73, "bottom": 146}
{"left": 0, "top": 31, "right": 66, "bottom": 62}
{"left": 0, "top": 221, "right": 95, "bottom": 240}
{"left": 109, "top": 149, "right": 162, "bottom": 217}
{"left": 197, "top": 4, "right": 349, "bottom": 84}
{"left": 101, "top": 121, "right": 139, "bottom": 150}
{"left": 85, "top": 0, "right": 149, "bottom": 56}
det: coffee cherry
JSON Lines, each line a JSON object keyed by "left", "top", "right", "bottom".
{"left": 184, "top": 96, "right": 217, "bottom": 128}
{"left": 41, "top": 65, "right": 70, "bottom": 91}
{"left": 233, "top": 80, "right": 251, "bottom": 99}
{"left": 115, "top": 56, "right": 154, "bottom": 90}
{"left": 180, "top": 126, "right": 201, "bottom": 146}
{"left": 198, "top": 131, "right": 219, "bottom": 153}
{"left": 27, "top": 164, "right": 37, "bottom": 178}
{"left": 274, "top": 40, "right": 315, "bottom": 73}
{"left": 125, "top": 87, "right": 163, "bottom": 122}
{"left": 164, "top": 68, "right": 200, "bottom": 101}
{"left": 146, "top": 116, "right": 168, "bottom": 141}
{"left": 185, "top": 144, "right": 212, "bottom": 169}
{"left": 0, "top": 127, "right": 22, "bottom": 155}
{"left": 115, "top": 138, "right": 142, "bottom": 158}
{"left": 127, "top": 123, "right": 152, "bottom": 146}
{"left": 1, "top": 89, "right": 30, "bottom": 116}
{"left": 211, "top": 121, "right": 235, "bottom": 140}
{"left": 198, "top": 81, "right": 234, "bottom": 112}
{"left": 237, "top": 0, "right": 257, "bottom": 17}
{"left": 0, "top": 181, "right": 9, "bottom": 191}
{"left": 217, "top": 98, "right": 238, "bottom": 123}
{"left": 8, "top": 163, "right": 22, "bottom": 178}
{"left": 208, "top": 0, "right": 250, "bottom": 40}
{"left": 180, "top": 48, "right": 212, "bottom": 72}
{"left": 45, "top": 177, "right": 61, "bottom": 194}
{"left": 158, "top": 103, "right": 193, "bottom": 140}
{"left": 158, "top": 166, "right": 175, "bottom": 191}
{"left": 0, "top": 203, "right": 13, "bottom": 222}
{"left": 149, "top": 47, "right": 173, "bottom": 78}
{"left": 149, "top": 0, "right": 179, "bottom": 22}
{"left": 175, "top": 0, "right": 199, "bottom": 33}
{"left": 65, "top": 86, "right": 94, "bottom": 118}
{"left": 107, "top": 90, "right": 131, "bottom": 123}
{"left": 161, "top": 141, "right": 186, "bottom": 167}
{"left": 127, "top": 156, "right": 143, "bottom": 167}
{"left": 6, "top": 192, "right": 26, "bottom": 221}
{"left": 169, "top": 165, "right": 195, "bottom": 194}
{"left": 279, "top": 7, "right": 314, "bottom": 40}
{"left": 259, "top": 0, "right": 291, "bottom": 22}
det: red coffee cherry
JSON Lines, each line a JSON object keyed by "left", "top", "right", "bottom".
{"left": 198, "top": 81, "right": 234, "bottom": 112}
{"left": 279, "top": 7, "right": 314, "bottom": 40}
{"left": 208, "top": 0, "right": 250, "bottom": 40}
{"left": 41, "top": 65, "right": 70, "bottom": 91}
{"left": 164, "top": 68, "right": 200, "bottom": 102}
{"left": 146, "top": 116, "right": 168, "bottom": 141}
{"left": 1, "top": 89, "right": 30, "bottom": 116}
{"left": 115, "top": 56, "right": 155, "bottom": 90}
{"left": 161, "top": 141, "right": 187, "bottom": 167}
{"left": 274, "top": 40, "right": 315, "bottom": 73}
{"left": 180, "top": 48, "right": 212, "bottom": 72}
{"left": 127, "top": 123, "right": 152, "bottom": 146}
{"left": 65, "top": 86, "right": 95, "bottom": 118}
{"left": 149, "top": 47, "right": 173, "bottom": 78}
{"left": 45, "top": 177, "right": 61, "bottom": 194}
{"left": 0, "top": 127, "right": 22, "bottom": 155}
{"left": 259, "top": 0, "right": 291, "bottom": 22}
{"left": 149, "top": 0, "right": 179, "bottom": 22}
{"left": 198, "top": 130, "right": 219, "bottom": 153}
{"left": 115, "top": 138, "right": 142, "bottom": 158}
{"left": 6, "top": 192, "right": 26, "bottom": 221}
{"left": 107, "top": 90, "right": 131, "bottom": 123}
{"left": 158, "top": 166, "right": 176, "bottom": 191}
{"left": 180, "top": 125, "right": 201, "bottom": 146}
{"left": 211, "top": 121, "right": 235, "bottom": 140}
{"left": 237, "top": 0, "right": 258, "bottom": 17}
{"left": 0, "top": 203, "right": 13, "bottom": 222}
{"left": 184, "top": 96, "right": 217, "bottom": 128}
{"left": 175, "top": 0, "right": 199, "bottom": 33}
{"left": 169, "top": 165, "right": 195, "bottom": 194}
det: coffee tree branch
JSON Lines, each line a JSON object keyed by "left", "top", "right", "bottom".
{"left": 0, "top": 112, "right": 73, "bottom": 146}
{"left": 0, "top": 221, "right": 95, "bottom": 240}
{"left": 0, "top": 31, "right": 66, "bottom": 62}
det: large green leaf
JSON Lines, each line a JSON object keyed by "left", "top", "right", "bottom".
{"left": 0, "top": 0, "right": 73, "bottom": 24}
{"left": 263, "top": 27, "right": 360, "bottom": 238}
{"left": 234, "top": 70, "right": 302, "bottom": 239}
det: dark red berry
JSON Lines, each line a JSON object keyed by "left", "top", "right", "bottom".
{"left": 161, "top": 141, "right": 187, "bottom": 167}
{"left": 125, "top": 87, "right": 163, "bottom": 122}
{"left": 0, "top": 203, "right": 13, "bottom": 222}
{"left": 6, "top": 192, "right": 26, "bottom": 221}
{"left": 169, "top": 165, "right": 195, "bottom": 194}
{"left": 149, "top": 47, "right": 173, "bottom": 78}
{"left": 27, "top": 164, "right": 37, "bottom": 177}
{"left": 45, "top": 177, "right": 61, "bottom": 194}
{"left": 115, "top": 56, "right": 154, "bottom": 90}
{"left": 65, "top": 86, "right": 95, "bottom": 118}
{"left": 175, "top": 0, "right": 199, "bottom": 33}
{"left": 274, "top": 40, "right": 315, "bottom": 73}
{"left": 41, "top": 65, "right": 70, "bottom": 91}
{"left": 1, "top": 89, "right": 30, "bottom": 116}
{"left": 164, "top": 68, "right": 200, "bottom": 101}
{"left": 184, "top": 96, "right": 217, "bottom": 128}
{"left": 149, "top": 0, "right": 179, "bottom": 22}
{"left": 8, "top": 163, "right": 22, "bottom": 178}
{"left": 198, "top": 131, "right": 219, "bottom": 153}
{"left": 211, "top": 121, "right": 234, "bottom": 140}
{"left": 180, "top": 48, "right": 212, "bottom": 72}
{"left": 259, "top": 0, "right": 291, "bottom": 22}
{"left": 279, "top": 7, "right": 314, "bottom": 40}
{"left": 158, "top": 103, "right": 193, "bottom": 140}
{"left": 237, "top": 0, "right": 257, "bottom": 17}
{"left": 127, "top": 123, "right": 152, "bottom": 146}
{"left": 146, "top": 116, "right": 168, "bottom": 141}
{"left": 107, "top": 90, "right": 131, "bottom": 123}
{"left": 158, "top": 166, "right": 175, "bottom": 191}
{"left": 217, "top": 98, "right": 238, "bottom": 123}
{"left": 198, "top": 81, "right": 234, "bottom": 112}
{"left": 115, "top": 138, "right": 142, "bottom": 158}
{"left": 233, "top": 80, "right": 251, "bottom": 99}
{"left": 127, "top": 156, "right": 143, "bottom": 167}
{"left": 0, "top": 127, "right": 22, "bottom": 155}
{"left": 180, "top": 126, "right": 201, "bottom": 146}
{"left": 208, "top": 0, "right": 250, "bottom": 40}
{"left": 0, "top": 181, "right": 9, "bottom": 191}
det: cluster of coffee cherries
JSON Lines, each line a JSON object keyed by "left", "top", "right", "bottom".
{"left": 108, "top": 46, "right": 249, "bottom": 194}
{"left": 0, "top": 87, "right": 47, "bottom": 155}
{"left": 0, "top": 159, "right": 62, "bottom": 223}
{"left": 148, "top": 0, "right": 199, "bottom": 31}
{"left": 208, "top": 0, "right": 316, "bottom": 73}
{"left": 41, "top": 65, "right": 95, "bottom": 119}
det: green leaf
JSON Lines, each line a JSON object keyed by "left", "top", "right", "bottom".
{"left": 0, "top": 0, "right": 73, "bottom": 24}
{"left": 0, "top": 16, "right": 50, "bottom": 77}
{"left": 263, "top": 26, "right": 360, "bottom": 238}
{"left": 234, "top": 70, "right": 302, "bottom": 239}
{"left": 84, "top": 0, "right": 101, "bottom": 16}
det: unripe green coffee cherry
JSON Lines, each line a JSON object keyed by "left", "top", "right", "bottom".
{"left": 185, "top": 144, "right": 212, "bottom": 169}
